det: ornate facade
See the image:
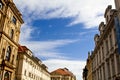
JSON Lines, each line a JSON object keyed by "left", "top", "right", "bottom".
{"left": 0, "top": 0, "right": 24, "bottom": 80}
{"left": 92, "top": 3, "right": 120, "bottom": 80}
{"left": 83, "top": 0, "right": 120, "bottom": 80}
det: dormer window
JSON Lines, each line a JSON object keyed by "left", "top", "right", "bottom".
{"left": 12, "top": 16, "right": 17, "bottom": 24}
{"left": 0, "top": 2, "right": 3, "bottom": 9}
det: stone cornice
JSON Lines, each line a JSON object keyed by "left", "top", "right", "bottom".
{"left": 0, "top": 31, "right": 19, "bottom": 47}
{"left": 9, "top": 2, "right": 24, "bottom": 24}
{"left": 93, "top": 10, "right": 117, "bottom": 55}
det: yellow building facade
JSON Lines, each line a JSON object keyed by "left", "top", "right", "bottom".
{"left": 0, "top": 0, "right": 24, "bottom": 80}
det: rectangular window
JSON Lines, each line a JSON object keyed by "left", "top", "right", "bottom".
{"left": 102, "top": 46, "right": 104, "bottom": 59}
{"left": 106, "top": 40, "right": 109, "bottom": 54}
{"left": 29, "top": 72, "right": 31, "bottom": 77}
{"left": 111, "top": 58, "right": 115, "bottom": 76}
{"left": 109, "top": 35, "right": 113, "bottom": 49}
{"left": 107, "top": 61, "right": 111, "bottom": 79}
{"left": 24, "top": 70, "right": 26, "bottom": 76}
{"left": 12, "top": 16, "right": 17, "bottom": 24}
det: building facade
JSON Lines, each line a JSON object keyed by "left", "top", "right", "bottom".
{"left": 115, "top": 0, "right": 120, "bottom": 10}
{"left": 16, "top": 46, "right": 50, "bottom": 80}
{"left": 92, "top": 4, "right": 120, "bottom": 80}
{"left": 0, "top": 0, "right": 24, "bottom": 80}
{"left": 50, "top": 68, "right": 76, "bottom": 80}
{"left": 83, "top": 52, "right": 92, "bottom": 80}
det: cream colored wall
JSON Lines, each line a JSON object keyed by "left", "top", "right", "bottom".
{"left": 17, "top": 51, "right": 50, "bottom": 80}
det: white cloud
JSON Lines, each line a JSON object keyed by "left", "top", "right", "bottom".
{"left": 43, "top": 59, "right": 86, "bottom": 80}
{"left": 14, "top": 0, "right": 114, "bottom": 28}
{"left": 20, "top": 23, "right": 33, "bottom": 41}
{"left": 20, "top": 36, "right": 79, "bottom": 59}
{"left": 19, "top": 23, "right": 83, "bottom": 80}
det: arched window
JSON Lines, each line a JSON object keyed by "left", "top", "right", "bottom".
{"left": 0, "top": 1, "right": 3, "bottom": 9}
{"left": 5, "top": 46, "right": 11, "bottom": 61}
{"left": 10, "top": 29, "right": 14, "bottom": 39}
{"left": 4, "top": 72, "right": 9, "bottom": 80}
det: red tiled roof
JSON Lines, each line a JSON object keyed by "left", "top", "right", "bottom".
{"left": 51, "top": 68, "right": 74, "bottom": 76}
{"left": 18, "top": 45, "right": 28, "bottom": 52}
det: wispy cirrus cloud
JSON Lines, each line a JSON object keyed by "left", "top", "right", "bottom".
{"left": 14, "top": 0, "right": 114, "bottom": 28}
{"left": 20, "top": 39, "right": 79, "bottom": 59}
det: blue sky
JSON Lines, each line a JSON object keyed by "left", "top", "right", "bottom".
{"left": 14, "top": 0, "right": 114, "bottom": 80}
{"left": 26, "top": 18, "right": 97, "bottom": 60}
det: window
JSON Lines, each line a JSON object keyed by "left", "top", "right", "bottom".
{"left": 11, "top": 55, "right": 14, "bottom": 64}
{"left": 0, "top": 2, "right": 3, "bottom": 9}
{"left": 4, "top": 72, "right": 9, "bottom": 80}
{"left": 12, "top": 16, "right": 17, "bottom": 24}
{"left": 111, "top": 58, "right": 115, "bottom": 76}
{"left": 10, "top": 29, "right": 14, "bottom": 39}
{"left": 1, "top": 49, "right": 5, "bottom": 59}
{"left": 29, "top": 72, "right": 31, "bottom": 77}
{"left": 5, "top": 46, "right": 11, "bottom": 61}
{"left": 107, "top": 61, "right": 110, "bottom": 78}
{"left": 24, "top": 70, "right": 26, "bottom": 76}
{"left": 105, "top": 40, "right": 109, "bottom": 53}
{"left": 16, "top": 55, "right": 18, "bottom": 60}
{"left": 109, "top": 35, "right": 113, "bottom": 48}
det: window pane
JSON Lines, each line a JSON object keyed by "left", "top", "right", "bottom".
{"left": 12, "top": 16, "right": 17, "bottom": 24}
{"left": 0, "top": 2, "right": 3, "bottom": 9}
{"left": 6, "top": 46, "right": 11, "bottom": 61}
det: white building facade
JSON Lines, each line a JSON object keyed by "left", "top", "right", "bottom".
{"left": 16, "top": 46, "right": 50, "bottom": 80}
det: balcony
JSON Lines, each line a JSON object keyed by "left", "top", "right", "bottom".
{"left": 1, "top": 60, "right": 16, "bottom": 69}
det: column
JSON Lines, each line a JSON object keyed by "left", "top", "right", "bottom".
{"left": 114, "top": 54, "right": 119, "bottom": 75}
{"left": 109, "top": 58, "right": 112, "bottom": 79}
{"left": 105, "top": 61, "right": 108, "bottom": 80}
